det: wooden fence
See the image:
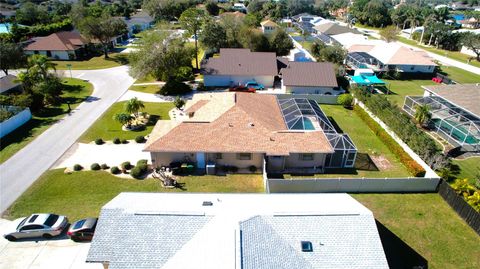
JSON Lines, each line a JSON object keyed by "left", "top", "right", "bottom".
{"left": 437, "top": 180, "right": 480, "bottom": 235}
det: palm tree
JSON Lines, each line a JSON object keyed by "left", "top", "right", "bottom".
{"left": 113, "top": 113, "right": 134, "bottom": 127}
{"left": 27, "top": 54, "right": 57, "bottom": 80}
{"left": 406, "top": 10, "right": 420, "bottom": 39}
{"left": 419, "top": 14, "right": 435, "bottom": 45}
{"left": 124, "top": 97, "right": 145, "bottom": 119}
{"left": 414, "top": 104, "right": 431, "bottom": 127}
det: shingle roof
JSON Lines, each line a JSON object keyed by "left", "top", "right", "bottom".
{"left": 87, "top": 193, "right": 388, "bottom": 269}
{"left": 423, "top": 84, "right": 480, "bottom": 117}
{"left": 261, "top": 19, "right": 279, "bottom": 27}
{"left": 144, "top": 93, "right": 333, "bottom": 155}
{"left": 313, "top": 22, "right": 361, "bottom": 35}
{"left": 24, "top": 31, "right": 87, "bottom": 51}
{"left": 201, "top": 48, "right": 278, "bottom": 76}
{"left": 0, "top": 75, "right": 21, "bottom": 93}
{"left": 280, "top": 62, "right": 338, "bottom": 87}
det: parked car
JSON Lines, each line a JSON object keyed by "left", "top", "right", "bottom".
{"left": 245, "top": 81, "right": 265, "bottom": 90}
{"left": 3, "top": 214, "right": 68, "bottom": 241}
{"left": 229, "top": 85, "right": 256, "bottom": 93}
{"left": 67, "top": 218, "right": 98, "bottom": 242}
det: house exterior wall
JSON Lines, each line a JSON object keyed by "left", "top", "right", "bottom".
{"left": 203, "top": 75, "right": 274, "bottom": 87}
{"left": 150, "top": 152, "right": 197, "bottom": 168}
{"left": 284, "top": 153, "right": 327, "bottom": 169}
{"left": 206, "top": 152, "right": 264, "bottom": 169}
{"left": 390, "top": 64, "right": 435, "bottom": 73}
{"left": 282, "top": 82, "right": 336, "bottom": 95}
{"left": 262, "top": 26, "right": 277, "bottom": 34}
{"left": 25, "top": 50, "right": 74, "bottom": 60}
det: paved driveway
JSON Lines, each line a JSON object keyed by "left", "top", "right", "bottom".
{"left": 0, "top": 66, "right": 135, "bottom": 213}
{"left": 0, "top": 219, "right": 101, "bottom": 269}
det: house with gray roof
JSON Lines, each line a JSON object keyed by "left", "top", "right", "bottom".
{"left": 280, "top": 61, "right": 340, "bottom": 95}
{"left": 201, "top": 48, "right": 278, "bottom": 88}
{"left": 0, "top": 75, "right": 21, "bottom": 94}
{"left": 86, "top": 193, "right": 388, "bottom": 269}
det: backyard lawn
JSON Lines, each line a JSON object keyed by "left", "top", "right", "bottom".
{"left": 452, "top": 157, "right": 480, "bottom": 185}
{"left": 312, "top": 105, "right": 411, "bottom": 178}
{"left": 353, "top": 193, "right": 480, "bottom": 269}
{"left": 0, "top": 78, "right": 93, "bottom": 164}
{"left": 128, "top": 84, "right": 161, "bottom": 94}
{"left": 439, "top": 65, "right": 480, "bottom": 84}
{"left": 79, "top": 101, "right": 174, "bottom": 143}
{"left": 51, "top": 52, "right": 128, "bottom": 70}
{"left": 3, "top": 169, "right": 264, "bottom": 221}
{"left": 382, "top": 78, "right": 435, "bottom": 106}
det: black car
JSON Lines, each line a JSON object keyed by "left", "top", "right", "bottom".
{"left": 67, "top": 218, "right": 97, "bottom": 242}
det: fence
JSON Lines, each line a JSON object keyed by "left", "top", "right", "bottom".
{"left": 275, "top": 93, "right": 339, "bottom": 104}
{"left": 267, "top": 177, "right": 441, "bottom": 193}
{"left": 437, "top": 180, "right": 480, "bottom": 235}
{"left": 0, "top": 106, "right": 32, "bottom": 139}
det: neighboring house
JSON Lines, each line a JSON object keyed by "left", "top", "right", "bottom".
{"left": 403, "top": 84, "right": 480, "bottom": 152}
{"left": 87, "top": 192, "right": 389, "bottom": 269}
{"left": 124, "top": 11, "right": 154, "bottom": 38}
{"left": 0, "top": 75, "right": 21, "bottom": 94}
{"left": 280, "top": 61, "right": 339, "bottom": 94}
{"left": 460, "top": 17, "right": 480, "bottom": 29}
{"left": 313, "top": 22, "right": 362, "bottom": 36}
{"left": 202, "top": 48, "right": 277, "bottom": 88}
{"left": 144, "top": 92, "right": 357, "bottom": 174}
{"left": 24, "top": 31, "right": 88, "bottom": 60}
{"left": 348, "top": 43, "right": 437, "bottom": 73}
{"left": 260, "top": 19, "right": 279, "bottom": 35}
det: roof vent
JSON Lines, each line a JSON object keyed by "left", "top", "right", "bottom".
{"left": 188, "top": 112, "right": 195, "bottom": 118}
{"left": 249, "top": 122, "right": 255, "bottom": 127}
{"left": 202, "top": 201, "right": 213, "bottom": 206}
{"left": 229, "top": 123, "right": 234, "bottom": 127}
{"left": 301, "top": 241, "right": 313, "bottom": 252}
{"left": 270, "top": 137, "right": 275, "bottom": 141}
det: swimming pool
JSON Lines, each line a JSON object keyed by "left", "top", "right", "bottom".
{"left": 292, "top": 117, "right": 316, "bottom": 130}
{"left": 0, "top": 23, "right": 12, "bottom": 34}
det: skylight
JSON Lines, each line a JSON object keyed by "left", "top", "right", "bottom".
{"left": 301, "top": 241, "right": 313, "bottom": 252}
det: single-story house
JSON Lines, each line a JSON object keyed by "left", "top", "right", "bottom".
{"left": 144, "top": 92, "right": 357, "bottom": 174}
{"left": 260, "top": 19, "right": 278, "bottom": 35}
{"left": 24, "top": 31, "right": 88, "bottom": 60}
{"left": 0, "top": 75, "right": 21, "bottom": 94}
{"left": 348, "top": 42, "right": 437, "bottom": 73}
{"left": 280, "top": 61, "right": 339, "bottom": 94}
{"left": 201, "top": 48, "right": 278, "bottom": 88}
{"left": 403, "top": 84, "right": 480, "bottom": 152}
{"left": 313, "top": 22, "right": 362, "bottom": 36}
{"left": 460, "top": 17, "right": 480, "bottom": 29}
{"left": 86, "top": 192, "right": 389, "bottom": 269}
{"left": 124, "top": 11, "right": 154, "bottom": 37}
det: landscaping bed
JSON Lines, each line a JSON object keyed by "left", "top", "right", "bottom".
{"left": 0, "top": 78, "right": 93, "bottom": 163}
{"left": 3, "top": 169, "right": 264, "bottom": 221}
{"left": 79, "top": 101, "right": 174, "bottom": 143}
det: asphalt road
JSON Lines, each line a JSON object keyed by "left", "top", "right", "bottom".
{"left": 0, "top": 66, "right": 134, "bottom": 213}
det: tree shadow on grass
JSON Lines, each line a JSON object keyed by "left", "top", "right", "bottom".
{"left": 376, "top": 220, "right": 428, "bottom": 268}
{"left": 0, "top": 118, "right": 57, "bottom": 151}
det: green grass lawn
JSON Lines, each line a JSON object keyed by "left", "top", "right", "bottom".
{"left": 452, "top": 157, "right": 480, "bottom": 185}
{"left": 3, "top": 169, "right": 264, "bottom": 221}
{"left": 354, "top": 23, "right": 383, "bottom": 31}
{"left": 52, "top": 52, "right": 128, "bottom": 70}
{"left": 352, "top": 193, "right": 480, "bottom": 269}
{"left": 134, "top": 74, "right": 158, "bottom": 84}
{"left": 79, "top": 101, "right": 174, "bottom": 143}
{"left": 382, "top": 78, "right": 436, "bottom": 106}
{"left": 316, "top": 105, "right": 411, "bottom": 177}
{"left": 128, "top": 84, "right": 161, "bottom": 94}
{"left": 439, "top": 65, "right": 480, "bottom": 84}
{"left": 398, "top": 36, "right": 480, "bottom": 68}
{"left": 0, "top": 78, "right": 93, "bottom": 164}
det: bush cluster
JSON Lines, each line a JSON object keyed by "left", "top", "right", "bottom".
{"left": 131, "top": 159, "right": 149, "bottom": 179}
{"left": 101, "top": 163, "right": 109, "bottom": 170}
{"left": 95, "top": 138, "right": 104, "bottom": 145}
{"left": 135, "top": 135, "right": 146, "bottom": 143}
{"left": 121, "top": 161, "right": 132, "bottom": 170}
{"left": 159, "top": 80, "right": 192, "bottom": 96}
{"left": 110, "top": 166, "right": 120, "bottom": 174}
{"left": 219, "top": 165, "right": 239, "bottom": 173}
{"left": 90, "top": 163, "right": 101, "bottom": 170}
{"left": 354, "top": 106, "right": 426, "bottom": 177}
{"left": 73, "top": 164, "right": 83, "bottom": 171}
{"left": 113, "top": 138, "right": 121, "bottom": 144}
{"left": 451, "top": 179, "right": 480, "bottom": 212}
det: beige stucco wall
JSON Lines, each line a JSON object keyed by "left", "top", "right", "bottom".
{"left": 150, "top": 152, "right": 197, "bottom": 168}
{"left": 206, "top": 152, "right": 264, "bottom": 169}
{"left": 284, "top": 153, "right": 327, "bottom": 168}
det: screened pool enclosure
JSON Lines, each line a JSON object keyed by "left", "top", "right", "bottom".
{"left": 403, "top": 96, "right": 480, "bottom": 152}
{"left": 278, "top": 98, "right": 357, "bottom": 168}
{"left": 346, "top": 52, "right": 383, "bottom": 71}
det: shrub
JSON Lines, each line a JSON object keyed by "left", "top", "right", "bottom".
{"left": 130, "top": 166, "right": 144, "bottom": 179}
{"left": 95, "top": 138, "right": 104, "bottom": 145}
{"left": 159, "top": 79, "right": 192, "bottom": 95}
{"left": 337, "top": 94, "right": 354, "bottom": 108}
{"left": 249, "top": 165, "right": 257, "bottom": 173}
{"left": 121, "top": 139, "right": 129, "bottom": 144}
{"left": 121, "top": 161, "right": 132, "bottom": 170}
{"left": 228, "top": 165, "right": 239, "bottom": 173}
{"left": 73, "top": 164, "right": 83, "bottom": 171}
{"left": 101, "top": 163, "right": 109, "bottom": 169}
{"left": 174, "top": 96, "right": 186, "bottom": 109}
{"left": 110, "top": 166, "right": 120, "bottom": 174}
{"left": 135, "top": 135, "right": 146, "bottom": 143}
{"left": 90, "top": 163, "right": 101, "bottom": 170}
{"left": 137, "top": 159, "right": 148, "bottom": 166}
{"left": 113, "top": 138, "right": 121, "bottom": 144}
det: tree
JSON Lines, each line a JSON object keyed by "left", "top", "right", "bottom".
{"left": 268, "top": 28, "right": 294, "bottom": 56}
{"left": 414, "top": 104, "right": 431, "bottom": 127}
{"left": 0, "top": 42, "right": 26, "bottom": 76}
{"left": 205, "top": 0, "right": 219, "bottom": 16}
{"left": 113, "top": 113, "right": 134, "bottom": 127}
{"left": 74, "top": 13, "right": 127, "bottom": 59}
{"left": 313, "top": 45, "right": 346, "bottom": 65}
{"left": 142, "top": 0, "right": 195, "bottom": 21}
{"left": 15, "top": 2, "right": 50, "bottom": 26}
{"left": 350, "top": 0, "right": 391, "bottom": 27}
{"left": 179, "top": 8, "right": 205, "bottom": 70}
{"left": 125, "top": 97, "right": 145, "bottom": 118}
{"left": 462, "top": 32, "right": 480, "bottom": 62}
{"left": 337, "top": 94, "right": 353, "bottom": 108}
{"left": 239, "top": 28, "right": 270, "bottom": 52}
{"left": 27, "top": 54, "right": 57, "bottom": 80}
{"left": 200, "top": 20, "right": 227, "bottom": 52}
{"left": 379, "top": 25, "right": 399, "bottom": 43}
{"left": 220, "top": 14, "right": 245, "bottom": 48}
{"left": 174, "top": 96, "right": 186, "bottom": 109}
{"left": 285, "top": 0, "right": 315, "bottom": 16}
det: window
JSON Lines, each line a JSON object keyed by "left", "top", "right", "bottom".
{"left": 21, "top": 225, "right": 44, "bottom": 231}
{"left": 238, "top": 153, "right": 252, "bottom": 160}
{"left": 215, "top": 153, "right": 223, "bottom": 160}
{"left": 44, "top": 214, "right": 59, "bottom": 226}
{"left": 300, "top": 153, "right": 314, "bottom": 161}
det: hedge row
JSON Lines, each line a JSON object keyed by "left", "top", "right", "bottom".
{"left": 354, "top": 106, "right": 426, "bottom": 177}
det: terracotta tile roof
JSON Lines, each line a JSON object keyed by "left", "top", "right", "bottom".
{"left": 201, "top": 49, "right": 278, "bottom": 76}
{"left": 184, "top": 100, "right": 209, "bottom": 114}
{"left": 25, "top": 31, "right": 88, "bottom": 51}
{"left": 423, "top": 84, "right": 480, "bottom": 117}
{"left": 144, "top": 93, "right": 333, "bottom": 155}
{"left": 280, "top": 62, "right": 338, "bottom": 87}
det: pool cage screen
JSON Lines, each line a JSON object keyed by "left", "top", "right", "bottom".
{"left": 346, "top": 52, "right": 383, "bottom": 70}
{"left": 278, "top": 98, "right": 357, "bottom": 168}
{"left": 403, "top": 95, "right": 480, "bottom": 152}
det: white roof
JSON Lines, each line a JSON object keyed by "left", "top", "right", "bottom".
{"left": 330, "top": 32, "right": 371, "bottom": 48}
{"left": 87, "top": 193, "right": 388, "bottom": 269}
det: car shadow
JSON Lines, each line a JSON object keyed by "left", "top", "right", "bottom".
{"left": 376, "top": 220, "right": 428, "bottom": 268}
